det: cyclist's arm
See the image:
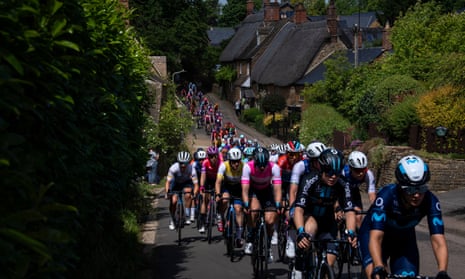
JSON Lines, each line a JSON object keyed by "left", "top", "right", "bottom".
{"left": 431, "top": 233, "right": 449, "bottom": 273}
{"left": 365, "top": 169, "right": 376, "bottom": 204}
{"left": 191, "top": 166, "right": 199, "bottom": 196}
{"left": 368, "top": 229, "right": 385, "bottom": 268}
{"left": 241, "top": 164, "right": 251, "bottom": 207}
{"left": 271, "top": 163, "right": 282, "bottom": 206}
{"left": 215, "top": 171, "right": 224, "bottom": 198}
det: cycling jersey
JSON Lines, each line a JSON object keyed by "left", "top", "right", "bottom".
{"left": 241, "top": 161, "right": 281, "bottom": 191}
{"left": 217, "top": 161, "right": 243, "bottom": 197}
{"left": 201, "top": 157, "right": 221, "bottom": 189}
{"left": 166, "top": 162, "right": 198, "bottom": 190}
{"left": 341, "top": 165, "right": 376, "bottom": 209}
{"left": 359, "top": 184, "right": 445, "bottom": 275}
{"left": 295, "top": 171, "right": 353, "bottom": 220}
{"left": 290, "top": 159, "right": 312, "bottom": 185}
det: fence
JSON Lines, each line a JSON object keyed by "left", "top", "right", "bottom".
{"left": 332, "top": 125, "right": 465, "bottom": 154}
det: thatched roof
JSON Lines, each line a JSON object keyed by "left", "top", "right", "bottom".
{"left": 251, "top": 20, "right": 330, "bottom": 86}
{"left": 219, "top": 12, "right": 264, "bottom": 62}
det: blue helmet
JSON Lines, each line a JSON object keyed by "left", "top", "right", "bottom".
{"left": 318, "top": 148, "right": 344, "bottom": 176}
{"left": 253, "top": 147, "right": 270, "bottom": 168}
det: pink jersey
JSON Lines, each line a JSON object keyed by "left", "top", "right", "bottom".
{"left": 202, "top": 157, "right": 222, "bottom": 181}
{"left": 241, "top": 161, "right": 281, "bottom": 190}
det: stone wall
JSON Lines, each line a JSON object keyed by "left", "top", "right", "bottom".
{"left": 368, "top": 146, "right": 465, "bottom": 192}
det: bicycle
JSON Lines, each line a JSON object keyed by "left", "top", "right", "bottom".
{"left": 203, "top": 189, "right": 217, "bottom": 244}
{"left": 277, "top": 200, "right": 290, "bottom": 263}
{"left": 222, "top": 196, "right": 243, "bottom": 262}
{"left": 294, "top": 237, "right": 352, "bottom": 279}
{"left": 386, "top": 274, "right": 437, "bottom": 279}
{"left": 248, "top": 208, "right": 276, "bottom": 279}
{"left": 170, "top": 190, "right": 186, "bottom": 246}
{"left": 334, "top": 210, "right": 367, "bottom": 279}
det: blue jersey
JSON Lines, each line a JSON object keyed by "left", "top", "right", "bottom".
{"left": 363, "top": 184, "right": 444, "bottom": 235}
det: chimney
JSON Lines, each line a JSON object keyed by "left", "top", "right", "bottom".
{"left": 294, "top": 3, "right": 308, "bottom": 24}
{"left": 382, "top": 21, "right": 392, "bottom": 51}
{"left": 247, "top": 0, "right": 254, "bottom": 16}
{"left": 264, "top": 1, "right": 280, "bottom": 22}
{"left": 326, "top": 0, "right": 337, "bottom": 42}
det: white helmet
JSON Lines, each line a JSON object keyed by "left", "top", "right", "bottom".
{"left": 177, "top": 151, "right": 191, "bottom": 163}
{"left": 277, "top": 144, "right": 287, "bottom": 155}
{"left": 306, "top": 142, "right": 327, "bottom": 158}
{"left": 395, "top": 155, "right": 430, "bottom": 186}
{"left": 348, "top": 151, "right": 368, "bottom": 168}
{"left": 228, "top": 148, "right": 242, "bottom": 161}
{"left": 197, "top": 150, "right": 207, "bottom": 160}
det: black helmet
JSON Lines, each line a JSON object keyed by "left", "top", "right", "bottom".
{"left": 253, "top": 147, "right": 270, "bottom": 168}
{"left": 318, "top": 148, "right": 344, "bottom": 176}
{"left": 395, "top": 155, "right": 430, "bottom": 187}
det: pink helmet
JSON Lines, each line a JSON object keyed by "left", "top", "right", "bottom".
{"left": 207, "top": 146, "right": 218, "bottom": 155}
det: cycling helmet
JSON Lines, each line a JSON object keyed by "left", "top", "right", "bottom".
{"left": 306, "top": 142, "right": 327, "bottom": 158}
{"left": 276, "top": 144, "right": 287, "bottom": 155}
{"left": 348, "top": 151, "right": 368, "bottom": 168}
{"left": 287, "top": 140, "right": 303, "bottom": 153}
{"left": 254, "top": 147, "right": 270, "bottom": 168}
{"left": 318, "top": 148, "right": 344, "bottom": 176}
{"left": 244, "top": 147, "right": 255, "bottom": 157}
{"left": 395, "top": 155, "right": 430, "bottom": 187}
{"left": 206, "top": 146, "right": 218, "bottom": 155}
{"left": 177, "top": 151, "right": 191, "bottom": 164}
{"left": 196, "top": 150, "right": 207, "bottom": 160}
{"left": 269, "top": 143, "right": 279, "bottom": 151}
{"left": 228, "top": 148, "right": 242, "bottom": 161}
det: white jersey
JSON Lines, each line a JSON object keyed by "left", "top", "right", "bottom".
{"left": 166, "top": 162, "right": 198, "bottom": 187}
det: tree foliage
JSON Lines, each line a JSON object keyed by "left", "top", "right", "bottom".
{"left": 261, "top": 93, "right": 287, "bottom": 114}
{"left": 130, "top": 0, "right": 217, "bottom": 84}
{"left": 299, "top": 104, "right": 351, "bottom": 144}
{"left": 0, "top": 0, "right": 152, "bottom": 277}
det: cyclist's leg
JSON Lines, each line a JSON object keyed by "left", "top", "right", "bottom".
{"left": 199, "top": 191, "right": 208, "bottom": 232}
{"left": 295, "top": 215, "right": 318, "bottom": 272}
{"left": 389, "top": 230, "right": 419, "bottom": 276}
{"left": 233, "top": 198, "right": 244, "bottom": 244}
{"left": 244, "top": 194, "right": 260, "bottom": 254}
{"left": 183, "top": 185, "right": 194, "bottom": 222}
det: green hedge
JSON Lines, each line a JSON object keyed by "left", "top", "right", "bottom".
{"left": 0, "top": 0, "right": 151, "bottom": 278}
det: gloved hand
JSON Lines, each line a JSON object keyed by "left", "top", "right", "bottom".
{"left": 371, "top": 266, "right": 387, "bottom": 279}
{"left": 296, "top": 231, "right": 311, "bottom": 243}
{"left": 436, "top": 271, "right": 451, "bottom": 279}
{"left": 199, "top": 186, "right": 205, "bottom": 193}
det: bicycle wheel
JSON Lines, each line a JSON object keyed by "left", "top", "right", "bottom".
{"left": 176, "top": 200, "right": 184, "bottom": 246}
{"left": 277, "top": 215, "right": 287, "bottom": 262}
{"left": 317, "top": 261, "right": 335, "bottom": 279}
{"left": 334, "top": 241, "right": 348, "bottom": 279}
{"left": 207, "top": 197, "right": 215, "bottom": 244}
{"left": 303, "top": 245, "right": 318, "bottom": 279}
{"left": 196, "top": 194, "right": 202, "bottom": 230}
{"left": 256, "top": 223, "right": 268, "bottom": 279}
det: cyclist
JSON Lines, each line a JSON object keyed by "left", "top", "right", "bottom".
{"left": 242, "top": 146, "right": 255, "bottom": 163}
{"left": 242, "top": 147, "right": 282, "bottom": 263}
{"left": 342, "top": 150, "right": 376, "bottom": 228}
{"left": 269, "top": 143, "right": 280, "bottom": 163}
{"left": 192, "top": 149, "right": 207, "bottom": 220}
{"left": 359, "top": 155, "right": 451, "bottom": 279}
{"left": 165, "top": 151, "right": 199, "bottom": 230}
{"left": 275, "top": 140, "right": 303, "bottom": 245}
{"left": 215, "top": 147, "right": 245, "bottom": 246}
{"left": 292, "top": 148, "right": 357, "bottom": 279}
{"left": 286, "top": 141, "right": 327, "bottom": 258}
{"left": 198, "top": 146, "right": 222, "bottom": 233}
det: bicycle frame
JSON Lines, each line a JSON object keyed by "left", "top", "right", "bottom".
{"left": 170, "top": 190, "right": 185, "bottom": 246}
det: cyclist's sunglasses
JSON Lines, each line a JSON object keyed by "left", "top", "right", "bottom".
{"left": 401, "top": 184, "right": 428, "bottom": 195}
{"left": 230, "top": 160, "right": 241, "bottom": 164}
{"left": 208, "top": 154, "right": 218, "bottom": 158}
{"left": 180, "top": 163, "right": 187, "bottom": 168}
{"left": 321, "top": 166, "right": 341, "bottom": 177}
{"left": 351, "top": 167, "right": 367, "bottom": 174}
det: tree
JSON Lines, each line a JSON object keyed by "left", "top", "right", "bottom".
{"left": 261, "top": 93, "right": 287, "bottom": 135}
{"left": 218, "top": 0, "right": 247, "bottom": 27}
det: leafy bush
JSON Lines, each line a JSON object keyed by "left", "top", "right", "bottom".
{"left": 299, "top": 104, "right": 351, "bottom": 144}
{"left": 0, "top": 0, "right": 151, "bottom": 278}
{"left": 416, "top": 85, "right": 465, "bottom": 130}
{"left": 384, "top": 95, "right": 420, "bottom": 144}
{"left": 242, "top": 107, "right": 264, "bottom": 123}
